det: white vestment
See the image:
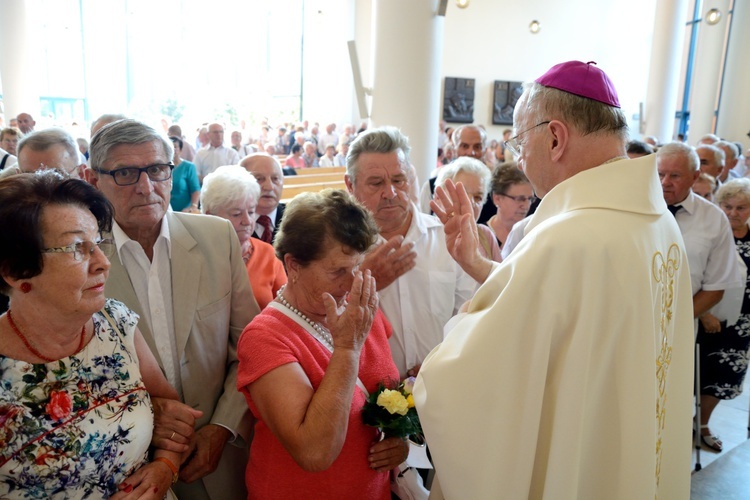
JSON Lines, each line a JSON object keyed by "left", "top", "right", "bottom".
{"left": 414, "top": 155, "right": 694, "bottom": 499}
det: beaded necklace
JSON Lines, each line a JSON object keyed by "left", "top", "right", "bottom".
{"left": 7, "top": 309, "right": 86, "bottom": 362}
{"left": 275, "top": 285, "right": 334, "bottom": 350}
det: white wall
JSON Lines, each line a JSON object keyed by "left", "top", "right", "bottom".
{"left": 438, "top": 0, "right": 658, "bottom": 142}
{"left": 300, "top": 0, "right": 356, "bottom": 126}
{"left": 716, "top": 0, "right": 750, "bottom": 148}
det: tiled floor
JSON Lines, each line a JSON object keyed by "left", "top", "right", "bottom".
{"left": 691, "top": 384, "right": 750, "bottom": 498}
{"left": 691, "top": 385, "right": 749, "bottom": 471}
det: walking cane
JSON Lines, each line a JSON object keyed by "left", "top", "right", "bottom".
{"left": 694, "top": 342, "right": 702, "bottom": 472}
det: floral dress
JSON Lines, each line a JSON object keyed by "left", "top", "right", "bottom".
{"left": 0, "top": 299, "right": 153, "bottom": 498}
{"left": 699, "top": 231, "right": 750, "bottom": 399}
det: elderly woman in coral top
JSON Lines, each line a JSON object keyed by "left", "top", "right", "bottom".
{"left": 237, "top": 189, "right": 407, "bottom": 499}
{"left": 201, "top": 165, "right": 286, "bottom": 309}
{"left": 0, "top": 171, "right": 186, "bottom": 499}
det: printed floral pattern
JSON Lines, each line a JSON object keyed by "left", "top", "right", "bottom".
{"left": 0, "top": 299, "right": 153, "bottom": 498}
{"left": 700, "top": 234, "right": 750, "bottom": 400}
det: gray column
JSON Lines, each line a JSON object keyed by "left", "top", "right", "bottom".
{"left": 370, "top": 0, "right": 444, "bottom": 185}
{"left": 0, "top": 0, "right": 40, "bottom": 120}
{"left": 643, "top": 0, "right": 690, "bottom": 143}
{"left": 687, "top": 0, "right": 731, "bottom": 143}
{"left": 715, "top": 0, "right": 750, "bottom": 143}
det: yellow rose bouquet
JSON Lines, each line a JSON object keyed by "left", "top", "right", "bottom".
{"left": 362, "top": 377, "right": 422, "bottom": 440}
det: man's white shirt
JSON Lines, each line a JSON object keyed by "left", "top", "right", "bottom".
{"left": 194, "top": 144, "right": 240, "bottom": 179}
{"left": 113, "top": 218, "right": 181, "bottom": 396}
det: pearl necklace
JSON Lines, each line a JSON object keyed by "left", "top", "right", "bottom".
{"left": 276, "top": 285, "right": 334, "bottom": 350}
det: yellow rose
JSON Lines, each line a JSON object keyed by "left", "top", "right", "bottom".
{"left": 377, "top": 389, "right": 409, "bottom": 416}
{"left": 406, "top": 394, "right": 415, "bottom": 408}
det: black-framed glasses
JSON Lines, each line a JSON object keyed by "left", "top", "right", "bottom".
{"left": 92, "top": 163, "right": 174, "bottom": 186}
{"left": 504, "top": 121, "right": 551, "bottom": 158}
{"left": 498, "top": 193, "right": 535, "bottom": 204}
{"left": 42, "top": 238, "right": 115, "bottom": 262}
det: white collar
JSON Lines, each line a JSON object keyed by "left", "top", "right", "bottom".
{"left": 112, "top": 216, "right": 171, "bottom": 260}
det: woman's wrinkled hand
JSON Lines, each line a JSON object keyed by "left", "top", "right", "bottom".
{"left": 699, "top": 313, "right": 721, "bottom": 334}
{"left": 111, "top": 461, "right": 172, "bottom": 500}
{"left": 368, "top": 436, "right": 408, "bottom": 472}
{"left": 323, "top": 269, "right": 378, "bottom": 352}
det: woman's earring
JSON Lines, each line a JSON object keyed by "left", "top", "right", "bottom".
{"left": 20, "top": 283, "right": 32, "bottom": 293}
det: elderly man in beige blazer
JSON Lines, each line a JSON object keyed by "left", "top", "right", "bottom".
{"left": 87, "top": 119, "right": 259, "bottom": 499}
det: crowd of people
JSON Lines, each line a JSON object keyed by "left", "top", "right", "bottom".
{"left": 0, "top": 58, "right": 749, "bottom": 499}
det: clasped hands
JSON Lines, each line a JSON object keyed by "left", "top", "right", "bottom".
{"left": 150, "top": 398, "right": 232, "bottom": 483}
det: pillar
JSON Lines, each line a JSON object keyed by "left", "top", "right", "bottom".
{"left": 0, "top": 0, "right": 40, "bottom": 122}
{"left": 687, "top": 0, "right": 731, "bottom": 143}
{"left": 643, "top": 0, "right": 690, "bottom": 143}
{"left": 715, "top": 0, "right": 750, "bottom": 145}
{"left": 370, "top": 0, "right": 444, "bottom": 185}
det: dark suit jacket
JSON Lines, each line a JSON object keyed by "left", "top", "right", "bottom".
{"left": 252, "top": 202, "right": 285, "bottom": 245}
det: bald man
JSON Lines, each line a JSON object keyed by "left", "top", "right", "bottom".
{"left": 240, "top": 153, "right": 285, "bottom": 245}
{"left": 16, "top": 113, "right": 36, "bottom": 134}
{"left": 194, "top": 123, "right": 239, "bottom": 182}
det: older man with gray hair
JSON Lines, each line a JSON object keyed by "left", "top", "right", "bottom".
{"left": 86, "top": 119, "right": 259, "bottom": 500}
{"left": 715, "top": 140, "right": 740, "bottom": 182}
{"left": 657, "top": 141, "right": 744, "bottom": 452}
{"left": 696, "top": 143, "right": 725, "bottom": 190}
{"left": 345, "top": 126, "right": 474, "bottom": 379}
{"left": 416, "top": 61, "right": 695, "bottom": 498}
{"left": 0, "top": 128, "right": 85, "bottom": 179}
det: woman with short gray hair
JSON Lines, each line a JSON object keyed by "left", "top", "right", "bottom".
{"left": 436, "top": 157, "right": 501, "bottom": 262}
{"left": 201, "top": 165, "right": 286, "bottom": 309}
{"left": 698, "top": 177, "right": 750, "bottom": 452}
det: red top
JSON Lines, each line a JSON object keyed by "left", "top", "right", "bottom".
{"left": 237, "top": 307, "right": 397, "bottom": 500}
{"left": 284, "top": 156, "right": 305, "bottom": 169}
{"left": 245, "top": 240, "right": 287, "bottom": 309}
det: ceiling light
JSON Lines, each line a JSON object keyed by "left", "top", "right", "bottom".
{"left": 705, "top": 8, "right": 722, "bottom": 25}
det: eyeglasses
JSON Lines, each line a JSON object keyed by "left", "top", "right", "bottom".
{"left": 92, "top": 163, "right": 174, "bottom": 186}
{"left": 504, "top": 121, "right": 551, "bottom": 158}
{"left": 498, "top": 193, "right": 535, "bottom": 204}
{"left": 43, "top": 238, "right": 115, "bottom": 262}
{"left": 39, "top": 162, "right": 79, "bottom": 176}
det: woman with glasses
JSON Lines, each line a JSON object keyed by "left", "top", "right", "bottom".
{"left": 0, "top": 171, "right": 183, "bottom": 498}
{"left": 697, "top": 178, "right": 750, "bottom": 452}
{"left": 436, "top": 157, "right": 502, "bottom": 262}
{"left": 486, "top": 163, "right": 533, "bottom": 250}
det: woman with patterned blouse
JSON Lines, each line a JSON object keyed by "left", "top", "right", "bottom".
{"left": 698, "top": 178, "right": 750, "bottom": 452}
{"left": 0, "top": 171, "right": 183, "bottom": 498}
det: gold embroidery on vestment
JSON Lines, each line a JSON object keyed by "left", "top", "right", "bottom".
{"left": 651, "top": 243, "right": 680, "bottom": 494}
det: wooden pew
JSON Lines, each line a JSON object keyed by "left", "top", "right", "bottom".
{"left": 281, "top": 181, "right": 348, "bottom": 203}
{"left": 283, "top": 166, "right": 345, "bottom": 176}
{"left": 284, "top": 172, "right": 345, "bottom": 186}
